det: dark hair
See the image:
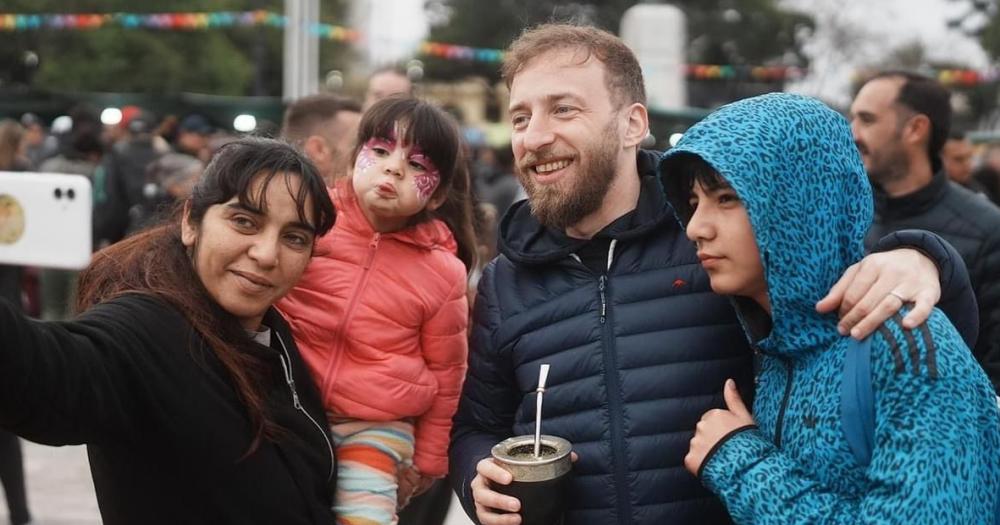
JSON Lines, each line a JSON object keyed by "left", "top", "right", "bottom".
{"left": 661, "top": 154, "right": 730, "bottom": 223}
{"left": 502, "top": 23, "right": 646, "bottom": 108}
{"left": 281, "top": 94, "right": 361, "bottom": 143}
{"left": 949, "top": 130, "right": 968, "bottom": 141}
{"left": 352, "top": 97, "right": 477, "bottom": 271}
{"left": 869, "top": 71, "right": 952, "bottom": 169}
{"left": 66, "top": 120, "right": 104, "bottom": 160}
{"left": 77, "top": 137, "right": 335, "bottom": 456}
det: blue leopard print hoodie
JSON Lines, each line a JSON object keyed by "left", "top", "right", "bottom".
{"left": 659, "top": 93, "right": 1000, "bottom": 524}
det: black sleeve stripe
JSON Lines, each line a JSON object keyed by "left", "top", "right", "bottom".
{"left": 917, "top": 323, "right": 939, "bottom": 379}
{"left": 877, "top": 325, "right": 907, "bottom": 374}
{"left": 893, "top": 313, "right": 921, "bottom": 375}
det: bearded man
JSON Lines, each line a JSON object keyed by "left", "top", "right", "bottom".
{"left": 450, "top": 24, "right": 979, "bottom": 525}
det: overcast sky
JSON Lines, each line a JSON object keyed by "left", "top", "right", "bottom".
{"left": 360, "top": 0, "right": 991, "bottom": 106}
{"left": 783, "top": 0, "right": 990, "bottom": 106}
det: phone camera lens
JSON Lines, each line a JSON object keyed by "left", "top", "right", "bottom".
{"left": 67, "top": 188, "right": 76, "bottom": 200}
{"left": 54, "top": 188, "right": 62, "bottom": 199}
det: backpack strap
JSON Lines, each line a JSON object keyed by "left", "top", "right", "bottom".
{"left": 841, "top": 335, "right": 875, "bottom": 467}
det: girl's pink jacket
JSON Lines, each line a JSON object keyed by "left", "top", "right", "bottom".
{"left": 277, "top": 178, "right": 469, "bottom": 477}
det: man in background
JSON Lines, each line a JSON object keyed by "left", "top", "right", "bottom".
{"left": 942, "top": 131, "right": 988, "bottom": 194}
{"left": 280, "top": 94, "right": 361, "bottom": 185}
{"left": 851, "top": 70, "right": 1000, "bottom": 390}
{"left": 363, "top": 66, "right": 413, "bottom": 111}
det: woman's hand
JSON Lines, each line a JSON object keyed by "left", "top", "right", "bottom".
{"left": 685, "top": 379, "right": 755, "bottom": 476}
{"left": 816, "top": 248, "right": 940, "bottom": 338}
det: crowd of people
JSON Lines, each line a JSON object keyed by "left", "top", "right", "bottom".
{"left": 0, "top": 20, "right": 998, "bottom": 525}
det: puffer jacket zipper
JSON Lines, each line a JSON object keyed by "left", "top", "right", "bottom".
{"left": 595, "top": 240, "right": 633, "bottom": 524}
{"left": 275, "top": 332, "right": 336, "bottom": 481}
{"left": 320, "top": 232, "right": 381, "bottom": 398}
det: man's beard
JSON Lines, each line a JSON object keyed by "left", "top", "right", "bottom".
{"left": 516, "top": 120, "right": 620, "bottom": 231}
{"left": 858, "top": 137, "right": 910, "bottom": 187}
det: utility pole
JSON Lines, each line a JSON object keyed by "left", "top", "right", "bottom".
{"left": 283, "top": 0, "right": 320, "bottom": 101}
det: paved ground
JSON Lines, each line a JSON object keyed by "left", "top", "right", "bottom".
{"left": 0, "top": 440, "right": 474, "bottom": 525}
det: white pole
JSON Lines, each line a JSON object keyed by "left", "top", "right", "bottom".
{"left": 283, "top": 0, "right": 320, "bottom": 101}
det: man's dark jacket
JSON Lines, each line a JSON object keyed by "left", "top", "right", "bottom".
{"left": 93, "top": 137, "right": 160, "bottom": 246}
{"left": 867, "top": 170, "right": 1000, "bottom": 391}
{"left": 450, "top": 151, "right": 977, "bottom": 525}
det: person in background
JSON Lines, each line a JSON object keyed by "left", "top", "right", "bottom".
{"left": 850, "top": 71, "right": 1000, "bottom": 390}
{"left": 174, "top": 114, "right": 214, "bottom": 163}
{"left": 0, "top": 138, "right": 338, "bottom": 524}
{"left": 281, "top": 94, "right": 362, "bottom": 186}
{"left": 37, "top": 108, "right": 105, "bottom": 321}
{"left": 941, "top": 131, "right": 987, "bottom": 195}
{"left": 93, "top": 108, "right": 163, "bottom": 248}
{"left": 278, "top": 97, "right": 475, "bottom": 525}
{"left": 973, "top": 144, "right": 1000, "bottom": 205}
{"left": 129, "top": 152, "right": 204, "bottom": 233}
{"left": 363, "top": 67, "right": 414, "bottom": 111}
{"left": 472, "top": 145, "right": 524, "bottom": 219}
{"left": 19, "top": 113, "right": 57, "bottom": 170}
{"left": 0, "top": 118, "right": 33, "bottom": 525}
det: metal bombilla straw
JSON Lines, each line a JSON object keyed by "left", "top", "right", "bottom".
{"left": 534, "top": 364, "right": 550, "bottom": 458}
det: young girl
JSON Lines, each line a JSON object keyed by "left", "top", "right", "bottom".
{"left": 278, "top": 97, "right": 476, "bottom": 525}
{"left": 659, "top": 93, "right": 1000, "bottom": 523}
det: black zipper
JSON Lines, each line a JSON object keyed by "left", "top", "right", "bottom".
{"left": 275, "top": 333, "right": 336, "bottom": 481}
{"left": 773, "top": 359, "right": 794, "bottom": 448}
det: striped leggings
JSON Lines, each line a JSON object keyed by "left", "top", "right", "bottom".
{"left": 329, "top": 419, "right": 415, "bottom": 525}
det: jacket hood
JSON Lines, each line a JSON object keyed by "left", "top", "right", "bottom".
{"left": 499, "top": 149, "right": 671, "bottom": 265}
{"left": 659, "top": 93, "right": 872, "bottom": 355}
{"left": 330, "top": 177, "right": 458, "bottom": 255}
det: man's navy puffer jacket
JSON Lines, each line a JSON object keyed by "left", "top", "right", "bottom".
{"left": 450, "top": 150, "right": 750, "bottom": 525}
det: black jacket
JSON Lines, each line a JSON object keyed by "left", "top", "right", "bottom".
{"left": 94, "top": 138, "right": 161, "bottom": 246}
{"left": 451, "top": 151, "right": 979, "bottom": 525}
{"left": 0, "top": 294, "right": 336, "bottom": 524}
{"left": 867, "top": 170, "right": 1000, "bottom": 391}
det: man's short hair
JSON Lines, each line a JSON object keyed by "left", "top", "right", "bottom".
{"left": 869, "top": 71, "right": 952, "bottom": 165}
{"left": 281, "top": 94, "right": 361, "bottom": 143}
{"left": 370, "top": 65, "right": 411, "bottom": 84}
{"left": 501, "top": 23, "right": 646, "bottom": 108}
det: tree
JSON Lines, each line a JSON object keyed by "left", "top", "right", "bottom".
{"left": 421, "top": 0, "right": 814, "bottom": 82}
{"left": 0, "top": 0, "right": 352, "bottom": 96}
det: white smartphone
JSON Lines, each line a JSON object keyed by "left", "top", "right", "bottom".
{"left": 0, "top": 171, "right": 92, "bottom": 270}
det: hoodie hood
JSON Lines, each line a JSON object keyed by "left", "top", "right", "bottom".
{"left": 499, "top": 149, "right": 670, "bottom": 265}
{"left": 659, "top": 93, "right": 872, "bottom": 355}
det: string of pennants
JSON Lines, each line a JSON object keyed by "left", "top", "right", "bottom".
{"left": 0, "top": 11, "right": 360, "bottom": 42}
{"left": 854, "top": 68, "right": 998, "bottom": 88}
{"left": 2, "top": 10, "right": 997, "bottom": 86}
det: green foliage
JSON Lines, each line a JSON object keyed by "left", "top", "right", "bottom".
{"left": 422, "top": 0, "right": 814, "bottom": 82}
{"left": 0, "top": 0, "right": 351, "bottom": 96}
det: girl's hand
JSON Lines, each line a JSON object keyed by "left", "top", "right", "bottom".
{"left": 684, "top": 379, "right": 755, "bottom": 476}
{"left": 397, "top": 465, "right": 437, "bottom": 509}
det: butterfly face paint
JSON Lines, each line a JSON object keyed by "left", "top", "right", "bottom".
{"left": 352, "top": 131, "right": 443, "bottom": 232}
